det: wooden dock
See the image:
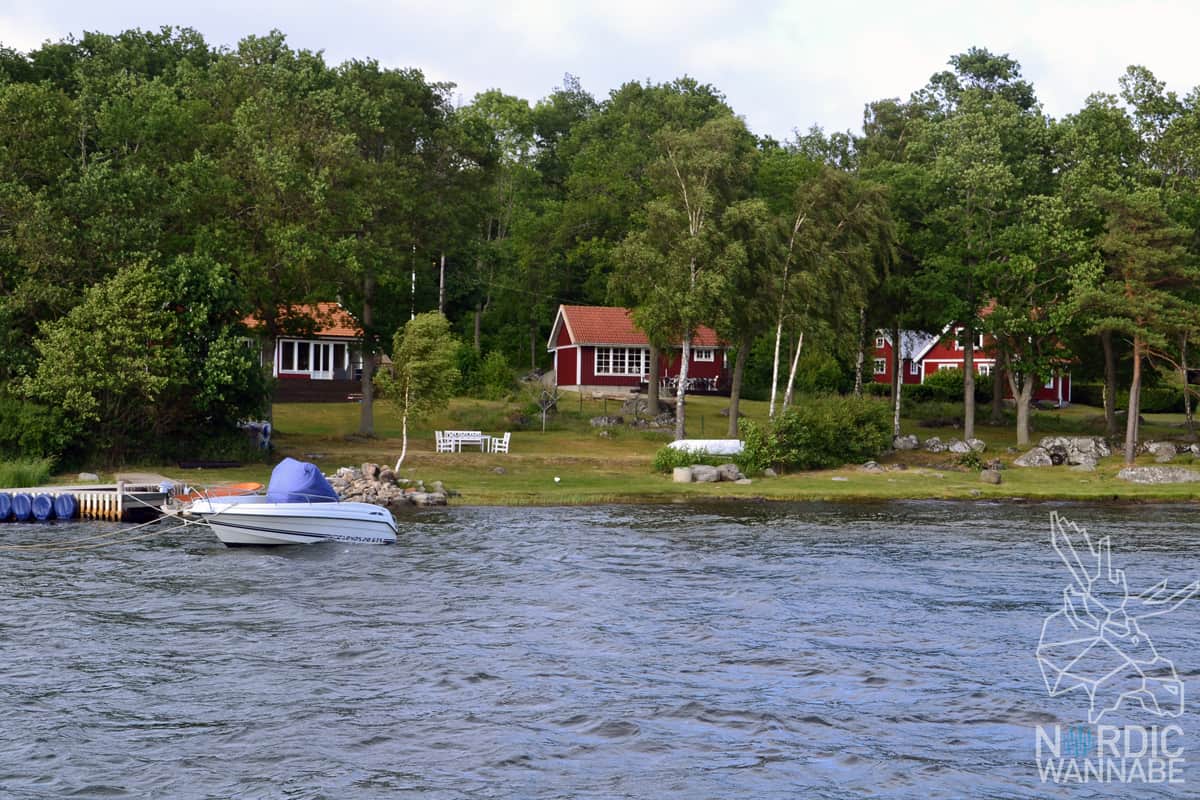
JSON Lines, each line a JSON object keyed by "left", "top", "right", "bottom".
{"left": 1, "top": 473, "right": 175, "bottom": 522}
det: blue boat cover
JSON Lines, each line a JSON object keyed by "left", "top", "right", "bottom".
{"left": 265, "top": 458, "right": 338, "bottom": 503}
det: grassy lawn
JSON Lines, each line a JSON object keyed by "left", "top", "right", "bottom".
{"left": 79, "top": 392, "right": 1200, "bottom": 505}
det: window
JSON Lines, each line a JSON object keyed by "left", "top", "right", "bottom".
{"left": 595, "top": 347, "right": 648, "bottom": 376}
{"left": 694, "top": 348, "right": 715, "bottom": 362}
{"left": 953, "top": 328, "right": 984, "bottom": 350}
{"left": 909, "top": 361, "right": 920, "bottom": 375}
{"left": 1045, "top": 374, "right": 1056, "bottom": 389}
{"left": 875, "top": 335, "right": 886, "bottom": 349}
{"left": 280, "top": 340, "right": 296, "bottom": 371}
{"left": 938, "top": 364, "right": 957, "bottom": 371}
{"left": 977, "top": 363, "right": 992, "bottom": 376}
{"left": 873, "top": 358, "right": 887, "bottom": 375}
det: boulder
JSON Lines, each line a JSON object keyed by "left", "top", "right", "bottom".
{"left": 893, "top": 434, "right": 920, "bottom": 451}
{"left": 1038, "top": 436, "right": 1112, "bottom": 464}
{"left": 649, "top": 412, "right": 675, "bottom": 428}
{"left": 1146, "top": 441, "right": 1178, "bottom": 463}
{"left": 717, "top": 463, "right": 742, "bottom": 482}
{"left": 673, "top": 467, "right": 694, "bottom": 483}
{"left": 860, "top": 461, "right": 884, "bottom": 473}
{"left": 1069, "top": 461, "right": 1097, "bottom": 472}
{"left": 410, "top": 491, "right": 447, "bottom": 506}
{"left": 763, "top": 468, "right": 778, "bottom": 478}
{"left": 967, "top": 438, "right": 987, "bottom": 453}
{"left": 621, "top": 396, "right": 666, "bottom": 417}
{"left": 1117, "top": 466, "right": 1200, "bottom": 484}
{"left": 947, "top": 439, "right": 972, "bottom": 454}
{"left": 362, "top": 462, "right": 381, "bottom": 480}
{"left": 1013, "top": 447, "right": 1053, "bottom": 467}
{"left": 924, "top": 436, "right": 945, "bottom": 454}
{"left": 691, "top": 465, "right": 721, "bottom": 483}
{"left": 78, "top": 472, "right": 100, "bottom": 483}
{"left": 491, "top": 466, "right": 506, "bottom": 475}
{"left": 980, "top": 469, "right": 1002, "bottom": 485}
{"left": 734, "top": 478, "right": 753, "bottom": 485}
{"left": 590, "top": 415, "right": 623, "bottom": 427}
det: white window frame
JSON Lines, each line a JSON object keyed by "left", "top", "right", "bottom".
{"left": 909, "top": 361, "right": 919, "bottom": 375}
{"left": 873, "top": 358, "right": 887, "bottom": 375}
{"left": 594, "top": 346, "right": 648, "bottom": 376}
{"left": 977, "top": 363, "right": 992, "bottom": 376}
{"left": 693, "top": 348, "right": 716, "bottom": 362}
{"left": 938, "top": 363, "right": 957, "bottom": 371}
{"left": 875, "top": 335, "right": 886, "bottom": 349}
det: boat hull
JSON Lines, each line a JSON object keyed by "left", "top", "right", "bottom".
{"left": 188, "top": 498, "right": 397, "bottom": 546}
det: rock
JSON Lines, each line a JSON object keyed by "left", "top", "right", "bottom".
{"left": 980, "top": 469, "right": 1002, "bottom": 485}
{"left": 967, "top": 438, "right": 986, "bottom": 453}
{"left": 984, "top": 459, "right": 1005, "bottom": 471}
{"left": 716, "top": 463, "right": 741, "bottom": 482}
{"left": 691, "top": 465, "right": 720, "bottom": 483}
{"left": 1013, "top": 447, "right": 1053, "bottom": 467}
{"left": 590, "top": 415, "right": 623, "bottom": 427}
{"left": 621, "top": 396, "right": 666, "bottom": 417}
{"left": 1038, "top": 436, "right": 1112, "bottom": 464}
{"left": 893, "top": 434, "right": 920, "bottom": 451}
{"left": 763, "top": 468, "right": 778, "bottom": 478}
{"left": 734, "top": 478, "right": 753, "bottom": 485}
{"left": 598, "top": 430, "right": 611, "bottom": 438}
{"left": 673, "top": 467, "right": 694, "bottom": 483}
{"left": 430, "top": 480, "right": 445, "bottom": 494}
{"left": 1069, "top": 462, "right": 1097, "bottom": 472}
{"left": 924, "top": 436, "right": 945, "bottom": 454}
{"left": 410, "top": 491, "right": 447, "bottom": 506}
{"left": 79, "top": 472, "right": 100, "bottom": 482}
{"left": 491, "top": 466, "right": 506, "bottom": 475}
{"left": 860, "top": 461, "right": 884, "bottom": 473}
{"left": 362, "top": 462, "right": 381, "bottom": 480}
{"left": 649, "top": 412, "right": 676, "bottom": 428}
{"left": 947, "top": 439, "right": 972, "bottom": 454}
{"left": 1117, "top": 466, "right": 1200, "bottom": 484}
{"left": 1147, "top": 441, "right": 1178, "bottom": 463}
{"left": 378, "top": 467, "right": 396, "bottom": 484}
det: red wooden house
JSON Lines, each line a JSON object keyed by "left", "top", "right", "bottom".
{"left": 547, "top": 305, "right": 730, "bottom": 394}
{"left": 246, "top": 302, "right": 366, "bottom": 402}
{"left": 872, "top": 325, "right": 1072, "bottom": 405}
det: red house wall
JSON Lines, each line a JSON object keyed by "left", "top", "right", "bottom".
{"left": 871, "top": 340, "right": 922, "bottom": 385}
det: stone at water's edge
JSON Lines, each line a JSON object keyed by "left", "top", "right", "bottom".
{"left": 691, "top": 465, "right": 721, "bottom": 483}
{"left": 331, "top": 463, "right": 448, "bottom": 508}
{"left": 1145, "top": 441, "right": 1178, "bottom": 463}
{"left": 980, "top": 469, "right": 1002, "bottom": 485}
{"left": 1117, "top": 466, "right": 1200, "bottom": 484}
{"left": 673, "top": 467, "right": 694, "bottom": 483}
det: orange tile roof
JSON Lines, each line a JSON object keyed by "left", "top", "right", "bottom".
{"left": 243, "top": 302, "right": 361, "bottom": 339}
{"left": 558, "top": 305, "right": 722, "bottom": 348}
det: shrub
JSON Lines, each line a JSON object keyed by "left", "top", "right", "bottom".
{"left": 0, "top": 457, "right": 54, "bottom": 489}
{"left": 479, "top": 350, "right": 514, "bottom": 400}
{"left": 1072, "top": 383, "right": 1184, "bottom": 413}
{"left": 865, "top": 381, "right": 891, "bottom": 397}
{"left": 652, "top": 445, "right": 727, "bottom": 473}
{"left": 456, "top": 346, "right": 483, "bottom": 395}
{"left": 738, "top": 395, "right": 892, "bottom": 472}
{"left": 0, "top": 396, "right": 80, "bottom": 462}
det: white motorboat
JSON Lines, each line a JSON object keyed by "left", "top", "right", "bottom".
{"left": 184, "top": 458, "right": 397, "bottom": 546}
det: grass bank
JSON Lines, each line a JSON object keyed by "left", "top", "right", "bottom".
{"left": 81, "top": 393, "right": 1200, "bottom": 505}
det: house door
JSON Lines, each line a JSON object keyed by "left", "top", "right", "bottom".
{"left": 312, "top": 342, "right": 334, "bottom": 380}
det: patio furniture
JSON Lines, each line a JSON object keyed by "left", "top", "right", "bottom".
{"left": 434, "top": 431, "right": 456, "bottom": 453}
{"left": 443, "top": 430, "right": 488, "bottom": 452}
{"left": 490, "top": 432, "right": 511, "bottom": 454}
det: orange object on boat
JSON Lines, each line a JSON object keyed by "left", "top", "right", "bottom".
{"left": 178, "top": 482, "right": 263, "bottom": 502}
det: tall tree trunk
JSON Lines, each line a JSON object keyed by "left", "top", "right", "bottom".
{"left": 529, "top": 325, "right": 536, "bottom": 371}
{"left": 438, "top": 252, "right": 446, "bottom": 315}
{"left": 1124, "top": 337, "right": 1142, "bottom": 465}
{"left": 892, "top": 321, "right": 902, "bottom": 438}
{"left": 394, "top": 386, "right": 410, "bottom": 471}
{"left": 1101, "top": 330, "right": 1117, "bottom": 437}
{"left": 647, "top": 344, "right": 660, "bottom": 415}
{"left": 769, "top": 317, "right": 784, "bottom": 418}
{"left": 1183, "top": 333, "right": 1196, "bottom": 440}
{"left": 674, "top": 339, "right": 690, "bottom": 440}
{"left": 1005, "top": 360, "right": 1034, "bottom": 446}
{"left": 358, "top": 271, "right": 376, "bottom": 436}
{"left": 853, "top": 307, "right": 866, "bottom": 399}
{"left": 727, "top": 333, "right": 750, "bottom": 438}
{"left": 990, "top": 361, "right": 1005, "bottom": 425}
{"left": 782, "top": 333, "right": 804, "bottom": 412}
{"left": 963, "top": 325, "right": 975, "bottom": 440}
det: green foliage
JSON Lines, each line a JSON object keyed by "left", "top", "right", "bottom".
{"left": 907, "top": 368, "right": 992, "bottom": 404}
{"left": 0, "top": 396, "right": 80, "bottom": 462}
{"left": 865, "top": 381, "right": 891, "bottom": 397}
{"left": 377, "top": 312, "right": 461, "bottom": 422}
{"left": 0, "top": 457, "right": 53, "bottom": 489}
{"left": 456, "top": 346, "right": 483, "bottom": 395}
{"left": 478, "top": 350, "right": 514, "bottom": 400}
{"left": 737, "top": 396, "right": 891, "bottom": 472}
{"left": 651, "top": 445, "right": 728, "bottom": 473}
{"left": 956, "top": 449, "right": 986, "bottom": 471}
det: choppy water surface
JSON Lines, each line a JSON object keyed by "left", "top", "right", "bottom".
{"left": 3, "top": 501, "right": 1200, "bottom": 798}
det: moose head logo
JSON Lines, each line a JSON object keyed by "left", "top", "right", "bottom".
{"left": 1037, "top": 513, "right": 1199, "bottom": 724}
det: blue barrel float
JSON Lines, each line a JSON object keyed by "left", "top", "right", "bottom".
{"left": 11, "top": 493, "right": 32, "bottom": 522}
{"left": 54, "top": 493, "right": 79, "bottom": 520}
{"left": 0, "top": 492, "right": 11, "bottom": 521}
{"left": 32, "top": 493, "right": 54, "bottom": 521}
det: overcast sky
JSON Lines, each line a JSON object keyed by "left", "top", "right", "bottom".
{"left": 4, "top": 1, "right": 1200, "bottom": 140}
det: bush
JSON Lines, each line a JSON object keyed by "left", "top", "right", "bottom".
{"left": 1072, "top": 383, "right": 1184, "bottom": 413}
{"left": 737, "top": 395, "right": 892, "bottom": 472}
{"left": 0, "top": 396, "right": 80, "bottom": 462}
{"left": 456, "top": 346, "right": 483, "bottom": 395}
{"left": 865, "top": 381, "right": 891, "bottom": 397}
{"left": 479, "top": 350, "right": 514, "bottom": 400}
{"left": 0, "top": 457, "right": 54, "bottom": 489}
